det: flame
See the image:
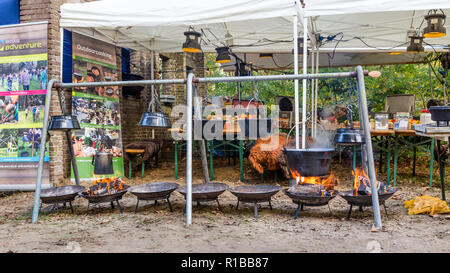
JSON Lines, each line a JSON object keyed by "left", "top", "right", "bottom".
{"left": 88, "top": 177, "right": 125, "bottom": 196}
{"left": 352, "top": 168, "right": 385, "bottom": 196}
{"left": 289, "top": 169, "right": 339, "bottom": 195}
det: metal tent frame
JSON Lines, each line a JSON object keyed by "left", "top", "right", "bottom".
{"left": 31, "top": 66, "right": 383, "bottom": 230}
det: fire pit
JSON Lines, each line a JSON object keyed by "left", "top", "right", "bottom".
{"left": 79, "top": 178, "right": 129, "bottom": 214}
{"left": 177, "top": 182, "right": 228, "bottom": 211}
{"left": 284, "top": 187, "right": 338, "bottom": 219}
{"left": 284, "top": 175, "right": 339, "bottom": 219}
{"left": 340, "top": 168, "right": 397, "bottom": 219}
{"left": 128, "top": 182, "right": 179, "bottom": 213}
{"left": 228, "top": 185, "right": 281, "bottom": 219}
{"left": 340, "top": 188, "right": 397, "bottom": 219}
{"left": 40, "top": 185, "right": 85, "bottom": 214}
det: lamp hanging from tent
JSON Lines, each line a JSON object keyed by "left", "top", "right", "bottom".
{"left": 182, "top": 31, "right": 202, "bottom": 53}
{"left": 259, "top": 53, "right": 273, "bottom": 58}
{"left": 139, "top": 85, "right": 171, "bottom": 128}
{"left": 406, "top": 35, "right": 424, "bottom": 53}
{"left": 440, "top": 53, "right": 450, "bottom": 70}
{"left": 292, "top": 37, "right": 304, "bottom": 54}
{"left": 215, "top": 47, "right": 231, "bottom": 63}
{"left": 423, "top": 10, "right": 446, "bottom": 38}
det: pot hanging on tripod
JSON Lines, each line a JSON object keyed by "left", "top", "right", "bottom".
{"left": 334, "top": 105, "right": 365, "bottom": 145}
{"left": 92, "top": 151, "right": 114, "bottom": 175}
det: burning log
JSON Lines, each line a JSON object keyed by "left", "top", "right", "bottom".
{"left": 87, "top": 177, "right": 126, "bottom": 196}
{"left": 289, "top": 169, "right": 339, "bottom": 197}
{"left": 352, "top": 168, "right": 387, "bottom": 196}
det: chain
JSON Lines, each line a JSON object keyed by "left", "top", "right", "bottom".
{"left": 58, "top": 88, "right": 67, "bottom": 114}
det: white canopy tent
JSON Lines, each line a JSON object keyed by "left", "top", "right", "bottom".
{"left": 53, "top": 0, "right": 450, "bottom": 227}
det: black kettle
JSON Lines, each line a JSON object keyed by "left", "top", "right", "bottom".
{"left": 92, "top": 151, "right": 114, "bottom": 175}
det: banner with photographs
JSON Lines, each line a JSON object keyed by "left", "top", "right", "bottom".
{"left": 0, "top": 22, "right": 50, "bottom": 189}
{"left": 71, "top": 33, "right": 124, "bottom": 180}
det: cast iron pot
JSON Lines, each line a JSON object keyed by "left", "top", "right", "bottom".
{"left": 334, "top": 128, "right": 365, "bottom": 145}
{"left": 283, "top": 148, "right": 334, "bottom": 177}
{"left": 92, "top": 151, "right": 114, "bottom": 175}
{"left": 429, "top": 106, "right": 450, "bottom": 124}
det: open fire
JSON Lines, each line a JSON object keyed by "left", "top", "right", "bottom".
{"left": 352, "top": 168, "right": 387, "bottom": 196}
{"left": 289, "top": 169, "right": 339, "bottom": 196}
{"left": 87, "top": 177, "right": 126, "bottom": 196}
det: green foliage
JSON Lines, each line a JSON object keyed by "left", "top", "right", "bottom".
{"left": 204, "top": 53, "right": 449, "bottom": 119}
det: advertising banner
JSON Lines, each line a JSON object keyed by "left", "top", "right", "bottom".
{"left": 71, "top": 33, "right": 124, "bottom": 180}
{"left": 0, "top": 22, "right": 50, "bottom": 190}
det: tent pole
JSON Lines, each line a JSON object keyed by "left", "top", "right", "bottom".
{"left": 302, "top": 16, "right": 308, "bottom": 149}
{"left": 311, "top": 48, "right": 315, "bottom": 138}
{"left": 151, "top": 50, "right": 155, "bottom": 139}
{"left": 356, "top": 66, "right": 382, "bottom": 229}
{"left": 186, "top": 73, "right": 194, "bottom": 225}
{"left": 293, "top": 14, "right": 299, "bottom": 149}
{"left": 314, "top": 49, "right": 319, "bottom": 137}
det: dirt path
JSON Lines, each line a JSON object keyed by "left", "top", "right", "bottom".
{"left": 0, "top": 159, "right": 449, "bottom": 253}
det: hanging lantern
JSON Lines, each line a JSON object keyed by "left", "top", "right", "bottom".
{"left": 292, "top": 37, "right": 304, "bottom": 54}
{"left": 406, "top": 35, "right": 424, "bottom": 53}
{"left": 440, "top": 53, "right": 450, "bottom": 70}
{"left": 48, "top": 115, "right": 81, "bottom": 131}
{"left": 215, "top": 47, "right": 231, "bottom": 63}
{"left": 423, "top": 10, "right": 446, "bottom": 38}
{"left": 182, "top": 31, "right": 202, "bottom": 53}
{"left": 259, "top": 53, "right": 273, "bottom": 58}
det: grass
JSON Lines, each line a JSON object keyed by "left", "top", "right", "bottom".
{"left": 16, "top": 137, "right": 49, "bottom": 158}
{"left": 0, "top": 147, "right": 18, "bottom": 157}
{"left": 0, "top": 79, "right": 43, "bottom": 92}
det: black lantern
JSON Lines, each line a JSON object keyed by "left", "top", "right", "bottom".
{"left": 48, "top": 115, "right": 81, "bottom": 131}
{"left": 92, "top": 151, "right": 114, "bottom": 175}
{"left": 440, "top": 53, "right": 450, "bottom": 70}
{"left": 423, "top": 10, "right": 446, "bottom": 38}
{"left": 182, "top": 31, "right": 202, "bottom": 53}
{"left": 215, "top": 47, "right": 231, "bottom": 63}
{"left": 406, "top": 35, "right": 424, "bottom": 53}
{"left": 291, "top": 37, "right": 304, "bottom": 54}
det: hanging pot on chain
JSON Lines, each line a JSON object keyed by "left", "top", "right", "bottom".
{"left": 91, "top": 151, "right": 114, "bottom": 175}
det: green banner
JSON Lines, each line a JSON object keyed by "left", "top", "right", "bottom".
{"left": 73, "top": 55, "right": 117, "bottom": 70}
{"left": 71, "top": 33, "right": 124, "bottom": 180}
{"left": 0, "top": 53, "right": 47, "bottom": 64}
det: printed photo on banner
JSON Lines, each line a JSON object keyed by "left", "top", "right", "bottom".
{"left": 72, "top": 128, "right": 122, "bottom": 158}
{"left": 0, "top": 61, "right": 47, "bottom": 92}
{"left": 0, "top": 129, "right": 18, "bottom": 158}
{"left": 0, "top": 95, "right": 19, "bottom": 126}
{"left": 72, "top": 96, "right": 121, "bottom": 127}
{"left": 18, "top": 94, "right": 45, "bottom": 128}
{"left": 17, "top": 128, "right": 48, "bottom": 158}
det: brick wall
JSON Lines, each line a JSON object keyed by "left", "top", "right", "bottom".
{"left": 19, "top": 0, "right": 206, "bottom": 183}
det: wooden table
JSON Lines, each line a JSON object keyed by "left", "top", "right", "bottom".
{"left": 392, "top": 130, "right": 435, "bottom": 187}
{"left": 415, "top": 131, "right": 449, "bottom": 201}
{"left": 370, "top": 130, "right": 395, "bottom": 184}
{"left": 125, "top": 149, "right": 146, "bottom": 179}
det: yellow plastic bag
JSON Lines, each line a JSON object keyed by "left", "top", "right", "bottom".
{"left": 404, "top": 195, "right": 450, "bottom": 215}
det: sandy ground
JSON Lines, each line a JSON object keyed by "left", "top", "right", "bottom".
{"left": 0, "top": 154, "right": 449, "bottom": 253}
